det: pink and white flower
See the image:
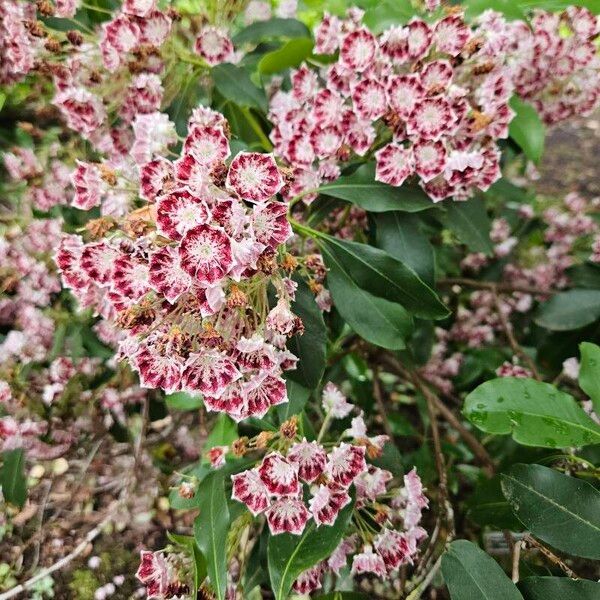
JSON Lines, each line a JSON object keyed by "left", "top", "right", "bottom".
{"left": 226, "top": 152, "right": 284, "bottom": 202}
{"left": 326, "top": 443, "right": 367, "bottom": 487}
{"left": 156, "top": 189, "right": 210, "bottom": 241}
{"left": 194, "top": 27, "right": 234, "bottom": 66}
{"left": 258, "top": 453, "right": 300, "bottom": 497}
{"left": 340, "top": 28, "right": 377, "bottom": 71}
{"left": 309, "top": 484, "right": 351, "bottom": 526}
{"left": 321, "top": 382, "right": 353, "bottom": 418}
{"left": 178, "top": 224, "right": 233, "bottom": 284}
{"left": 375, "top": 143, "right": 414, "bottom": 187}
{"left": 231, "top": 469, "right": 270, "bottom": 515}
{"left": 183, "top": 124, "right": 230, "bottom": 167}
{"left": 287, "top": 439, "right": 327, "bottom": 483}
{"left": 266, "top": 497, "right": 310, "bottom": 535}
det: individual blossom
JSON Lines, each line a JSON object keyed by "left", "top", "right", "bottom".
{"left": 194, "top": 27, "right": 234, "bottom": 66}
{"left": 226, "top": 152, "right": 284, "bottom": 202}
{"left": 321, "top": 382, "right": 353, "bottom": 418}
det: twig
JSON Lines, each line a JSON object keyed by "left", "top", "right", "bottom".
{"left": 511, "top": 540, "right": 522, "bottom": 583}
{"left": 439, "top": 278, "right": 555, "bottom": 296}
{"left": 372, "top": 368, "right": 395, "bottom": 440}
{"left": 406, "top": 555, "right": 443, "bottom": 600}
{"left": 432, "top": 394, "right": 495, "bottom": 476}
{"left": 524, "top": 534, "right": 581, "bottom": 579}
{"left": 0, "top": 503, "right": 121, "bottom": 600}
{"left": 379, "top": 354, "right": 495, "bottom": 475}
{"left": 493, "top": 291, "right": 541, "bottom": 381}
{"left": 412, "top": 372, "right": 448, "bottom": 502}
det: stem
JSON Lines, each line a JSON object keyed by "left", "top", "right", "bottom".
{"left": 406, "top": 555, "right": 443, "bottom": 600}
{"left": 511, "top": 540, "right": 522, "bottom": 583}
{"left": 316, "top": 411, "right": 333, "bottom": 443}
{"left": 524, "top": 535, "right": 581, "bottom": 579}
{"left": 493, "top": 290, "right": 541, "bottom": 381}
{"left": 241, "top": 107, "right": 272, "bottom": 152}
{"left": 379, "top": 354, "right": 495, "bottom": 475}
{"left": 372, "top": 368, "right": 394, "bottom": 440}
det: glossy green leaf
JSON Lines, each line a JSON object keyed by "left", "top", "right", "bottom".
{"left": 204, "top": 414, "right": 238, "bottom": 451}
{"left": 363, "top": 0, "right": 414, "bottom": 32}
{"left": 233, "top": 18, "right": 310, "bottom": 45}
{"left": 374, "top": 212, "right": 435, "bottom": 285}
{"left": 509, "top": 97, "right": 545, "bottom": 163}
{"left": 268, "top": 496, "right": 354, "bottom": 600}
{"left": 212, "top": 63, "right": 267, "bottom": 112}
{"left": 518, "top": 576, "right": 600, "bottom": 600}
{"left": 579, "top": 342, "right": 600, "bottom": 413}
{"left": 439, "top": 199, "right": 494, "bottom": 255}
{"left": 286, "top": 279, "right": 327, "bottom": 389}
{"left": 465, "top": 0, "right": 527, "bottom": 21}
{"left": 193, "top": 473, "right": 230, "bottom": 600}
{"left": 467, "top": 476, "right": 523, "bottom": 530}
{"left": 165, "top": 391, "right": 203, "bottom": 411}
{"left": 464, "top": 377, "right": 600, "bottom": 448}
{"left": 1, "top": 449, "right": 27, "bottom": 508}
{"left": 534, "top": 290, "right": 600, "bottom": 331}
{"left": 277, "top": 379, "right": 311, "bottom": 423}
{"left": 501, "top": 464, "right": 600, "bottom": 559}
{"left": 441, "top": 540, "right": 523, "bottom": 600}
{"left": 316, "top": 163, "right": 433, "bottom": 213}
{"left": 325, "top": 253, "right": 414, "bottom": 349}
{"left": 318, "top": 234, "right": 448, "bottom": 320}
{"left": 258, "top": 38, "right": 314, "bottom": 74}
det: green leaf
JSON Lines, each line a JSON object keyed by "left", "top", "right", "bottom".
{"left": 518, "top": 576, "right": 600, "bottom": 600}
{"left": 464, "top": 377, "right": 600, "bottom": 448}
{"left": 374, "top": 212, "right": 435, "bottom": 285}
{"left": 286, "top": 279, "right": 327, "bottom": 389}
{"left": 233, "top": 18, "right": 310, "bottom": 45}
{"left": 318, "top": 234, "right": 448, "bottom": 319}
{"left": 212, "top": 63, "right": 267, "bottom": 112}
{"left": 258, "top": 38, "right": 314, "bottom": 74}
{"left": 579, "top": 342, "right": 600, "bottom": 414}
{"left": 534, "top": 290, "right": 600, "bottom": 331}
{"left": 439, "top": 199, "right": 494, "bottom": 255}
{"left": 441, "top": 540, "right": 523, "bottom": 600}
{"left": 467, "top": 475, "right": 523, "bottom": 530}
{"left": 268, "top": 495, "right": 354, "bottom": 600}
{"left": 363, "top": 0, "right": 414, "bottom": 32}
{"left": 277, "top": 379, "right": 311, "bottom": 423}
{"left": 1, "top": 449, "right": 27, "bottom": 508}
{"left": 509, "top": 96, "right": 545, "bottom": 163}
{"left": 501, "top": 464, "right": 600, "bottom": 559}
{"left": 326, "top": 255, "right": 414, "bottom": 350}
{"left": 193, "top": 473, "right": 230, "bottom": 600}
{"left": 204, "top": 414, "right": 238, "bottom": 451}
{"left": 316, "top": 163, "right": 433, "bottom": 213}
{"left": 464, "top": 0, "right": 527, "bottom": 21}
{"left": 165, "top": 391, "right": 203, "bottom": 411}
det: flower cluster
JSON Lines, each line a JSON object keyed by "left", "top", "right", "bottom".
{"left": 3, "top": 142, "right": 73, "bottom": 212}
{"left": 0, "top": 218, "right": 62, "bottom": 363}
{"left": 0, "top": 0, "right": 39, "bottom": 84}
{"left": 225, "top": 383, "right": 428, "bottom": 594}
{"left": 56, "top": 112, "right": 301, "bottom": 421}
{"left": 269, "top": 7, "right": 517, "bottom": 203}
{"left": 136, "top": 550, "right": 190, "bottom": 600}
{"left": 509, "top": 7, "right": 600, "bottom": 125}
